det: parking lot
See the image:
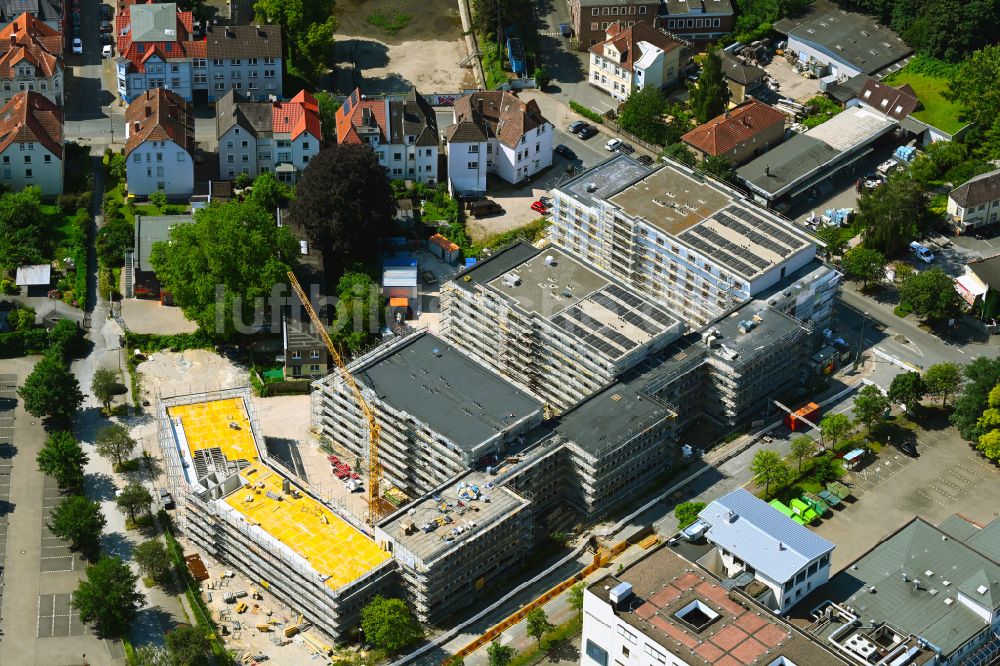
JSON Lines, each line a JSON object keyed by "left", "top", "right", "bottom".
{"left": 37, "top": 593, "right": 90, "bottom": 639}
{"left": 40, "top": 477, "right": 85, "bottom": 573}
{"left": 0, "top": 374, "right": 15, "bottom": 623}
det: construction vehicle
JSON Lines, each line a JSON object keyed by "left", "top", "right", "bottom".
{"left": 284, "top": 614, "right": 304, "bottom": 638}
{"left": 255, "top": 623, "right": 272, "bottom": 632}
{"left": 235, "top": 601, "right": 248, "bottom": 614}
{"left": 287, "top": 271, "right": 385, "bottom": 524}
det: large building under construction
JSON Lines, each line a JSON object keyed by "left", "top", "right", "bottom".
{"left": 157, "top": 390, "right": 397, "bottom": 641}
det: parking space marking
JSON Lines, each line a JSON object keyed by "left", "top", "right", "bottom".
{"left": 37, "top": 593, "right": 87, "bottom": 638}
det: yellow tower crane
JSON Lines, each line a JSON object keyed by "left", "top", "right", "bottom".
{"left": 287, "top": 271, "right": 384, "bottom": 525}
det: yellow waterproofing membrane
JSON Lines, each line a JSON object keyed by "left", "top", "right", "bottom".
{"left": 169, "top": 398, "right": 391, "bottom": 590}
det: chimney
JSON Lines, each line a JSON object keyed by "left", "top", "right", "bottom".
{"left": 145, "top": 104, "right": 152, "bottom": 117}
{"left": 9, "top": 34, "right": 15, "bottom": 47}
{"left": 257, "top": 26, "right": 266, "bottom": 38}
{"left": 225, "top": 28, "right": 235, "bottom": 39}
{"left": 765, "top": 164, "right": 771, "bottom": 176}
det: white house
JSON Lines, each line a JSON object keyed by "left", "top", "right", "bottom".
{"left": 0, "top": 90, "right": 62, "bottom": 195}
{"left": 335, "top": 87, "right": 439, "bottom": 184}
{"left": 699, "top": 488, "right": 834, "bottom": 614}
{"left": 445, "top": 90, "right": 553, "bottom": 196}
{"left": 589, "top": 22, "right": 684, "bottom": 101}
{"left": 124, "top": 88, "right": 194, "bottom": 198}
{"left": 947, "top": 167, "right": 1000, "bottom": 234}
{"left": 0, "top": 12, "right": 63, "bottom": 106}
{"left": 216, "top": 89, "right": 321, "bottom": 183}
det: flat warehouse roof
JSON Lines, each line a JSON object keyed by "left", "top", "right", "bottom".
{"left": 357, "top": 333, "right": 542, "bottom": 454}
{"left": 737, "top": 108, "right": 897, "bottom": 199}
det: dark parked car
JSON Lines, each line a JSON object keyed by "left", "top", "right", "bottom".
{"left": 617, "top": 142, "right": 635, "bottom": 155}
{"left": 100, "top": 32, "right": 114, "bottom": 46}
{"left": 100, "top": 19, "right": 112, "bottom": 32}
{"left": 893, "top": 440, "right": 919, "bottom": 458}
{"left": 568, "top": 120, "right": 587, "bottom": 134}
{"left": 554, "top": 144, "right": 576, "bottom": 160}
{"left": 100, "top": 4, "right": 112, "bottom": 18}
{"left": 636, "top": 155, "right": 654, "bottom": 166}
{"left": 578, "top": 125, "right": 598, "bottom": 139}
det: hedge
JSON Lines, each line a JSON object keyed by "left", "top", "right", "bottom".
{"left": 569, "top": 101, "right": 604, "bottom": 124}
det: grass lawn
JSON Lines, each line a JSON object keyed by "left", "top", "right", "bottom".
{"left": 42, "top": 204, "right": 76, "bottom": 246}
{"left": 883, "top": 70, "right": 967, "bottom": 135}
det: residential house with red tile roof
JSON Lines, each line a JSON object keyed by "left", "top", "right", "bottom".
{"left": 115, "top": 3, "right": 281, "bottom": 104}
{"left": 0, "top": 90, "right": 63, "bottom": 194}
{"left": 589, "top": 22, "right": 685, "bottom": 101}
{"left": 0, "top": 12, "right": 63, "bottom": 105}
{"left": 216, "top": 89, "right": 320, "bottom": 183}
{"left": 335, "top": 87, "right": 440, "bottom": 185}
{"left": 444, "top": 90, "right": 552, "bottom": 196}
{"left": 681, "top": 99, "right": 786, "bottom": 165}
{"left": 124, "top": 87, "right": 193, "bottom": 196}
{"left": 0, "top": 0, "right": 64, "bottom": 35}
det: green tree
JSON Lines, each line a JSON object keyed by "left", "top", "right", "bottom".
{"left": 857, "top": 172, "right": 928, "bottom": 254}
{"left": 0, "top": 186, "right": 44, "bottom": 269}
{"left": 18, "top": 355, "right": 83, "bottom": 427}
{"left": 815, "top": 224, "right": 847, "bottom": 259}
{"left": 819, "top": 413, "right": 851, "bottom": 450}
{"left": 951, "top": 357, "right": 1000, "bottom": 440}
{"left": 133, "top": 645, "right": 170, "bottom": 666}
{"left": 790, "top": 436, "right": 816, "bottom": 474}
{"left": 841, "top": 247, "right": 887, "bottom": 290}
{"left": 48, "top": 495, "right": 105, "bottom": 559}
{"left": 116, "top": 482, "right": 153, "bottom": 523}
{"left": 568, "top": 581, "right": 586, "bottom": 617}
{"left": 749, "top": 449, "right": 789, "bottom": 499}
{"left": 74, "top": 556, "right": 144, "bottom": 638}
{"left": 36, "top": 431, "right": 88, "bottom": 491}
{"left": 149, "top": 190, "right": 167, "bottom": 209}
{"left": 618, "top": 86, "right": 670, "bottom": 144}
{"left": 854, "top": 384, "right": 890, "bottom": 433}
{"left": 661, "top": 142, "right": 696, "bottom": 166}
{"left": 899, "top": 268, "right": 965, "bottom": 321}
{"left": 95, "top": 424, "right": 137, "bottom": 470}
{"left": 674, "top": 501, "right": 706, "bottom": 529}
{"left": 149, "top": 199, "right": 298, "bottom": 338}
{"left": 7, "top": 304, "right": 35, "bottom": 331}
{"left": 526, "top": 608, "right": 554, "bottom": 647}
{"left": 246, "top": 172, "right": 294, "bottom": 212}
{"left": 446, "top": 657, "right": 466, "bottom": 666}
{"left": 810, "top": 456, "right": 841, "bottom": 484}
{"left": 289, "top": 144, "right": 396, "bottom": 280}
{"left": 95, "top": 216, "right": 135, "bottom": 268}
{"left": 329, "top": 269, "right": 385, "bottom": 352}
{"left": 165, "top": 624, "right": 212, "bottom": 666}
{"left": 532, "top": 66, "right": 551, "bottom": 89}
{"left": 689, "top": 49, "right": 730, "bottom": 123}
{"left": 108, "top": 153, "right": 127, "bottom": 183}
{"left": 698, "top": 155, "right": 736, "bottom": 183}
{"left": 948, "top": 45, "right": 1000, "bottom": 131}
{"left": 91, "top": 368, "right": 119, "bottom": 414}
{"left": 315, "top": 91, "right": 340, "bottom": 145}
{"left": 924, "top": 362, "right": 963, "bottom": 407}
{"left": 253, "top": 0, "right": 337, "bottom": 82}
{"left": 133, "top": 539, "right": 172, "bottom": 584}
{"left": 360, "top": 595, "right": 423, "bottom": 652}
{"left": 49, "top": 319, "right": 83, "bottom": 359}
{"left": 487, "top": 640, "right": 515, "bottom": 666}
{"left": 887, "top": 371, "right": 927, "bottom": 411}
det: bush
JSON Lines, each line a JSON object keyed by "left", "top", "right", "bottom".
{"left": 149, "top": 190, "right": 167, "bottom": 209}
{"left": 569, "top": 101, "right": 604, "bottom": 124}
{"left": 674, "top": 501, "right": 706, "bottom": 529}
{"left": 532, "top": 66, "right": 550, "bottom": 89}
{"left": 58, "top": 193, "right": 79, "bottom": 215}
{"left": 0, "top": 278, "right": 16, "bottom": 294}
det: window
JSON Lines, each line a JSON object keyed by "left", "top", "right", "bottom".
{"left": 231, "top": 70, "right": 242, "bottom": 79}
{"left": 133, "top": 153, "right": 141, "bottom": 163}
{"left": 612, "top": 6, "right": 618, "bottom": 14}
{"left": 621, "top": 646, "right": 629, "bottom": 657}
{"left": 264, "top": 57, "right": 275, "bottom": 65}
{"left": 2, "top": 168, "right": 8, "bottom": 179}
{"left": 214, "top": 82, "right": 225, "bottom": 91}
{"left": 639, "top": 5, "right": 646, "bottom": 12}
{"left": 310, "top": 364, "right": 320, "bottom": 372}
{"left": 241, "top": 140, "right": 249, "bottom": 148}
{"left": 227, "top": 155, "right": 235, "bottom": 163}
{"left": 241, "top": 154, "right": 249, "bottom": 162}
{"left": 301, "top": 141, "right": 309, "bottom": 150}
{"left": 194, "top": 74, "right": 207, "bottom": 84}
{"left": 616, "top": 626, "right": 637, "bottom": 644}
{"left": 468, "top": 144, "right": 479, "bottom": 153}
{"left": 24, "top": 168, "right": 31, "bottom": 178}
{"left": 194, "top": 58, "right": 206, "bottom": 68}
{"left": 248, "top": 58, "right": 258, "bottom": 65}
{"left": 393, "top": 152, "right": 402, "bottom": 161}
{"left": 713, "top": 18, "right": 720, "bottom": 27}
{"left": 170, "top": 64, "right": 179, "bottom": 73}
{"left": 467, "top": 161, "right": 478, "bottom": 169}
{"left": 171, "top": 78, "right": 181, "bottom": 88}
{"left": 696, "top": 18, "right": 703, "bottom": 27}
{"left": 264, "top": 69, "right": 275, "bottom": 78}
{"left": 1, "top": 82, "right": 8, "bottom": 91}
{"left": 44, "top": 154, "right": 51, "bottom": 163}
{"left": 592, "top": 7, "right": 598, "bottom": 14}
{"left": 156, "top": 166, "right": 164, "bottom": 177}
{"left": 156, "top": 153, "right": 163, "bottom": 162}
{"left": 212, "top": 58, "right": 223, "bottom": 66}
{"left": 177, "top": 152, "right": 185, "bottom": 162}
{"left": 584, "top": 640, "right": 608, "bottom": 666}
{"left": 291, "top": 351, "right": 301, "bottom": 360}
{"left": 1, "top": 156, "right": 6, "bottom": 164}
{"left": 227, "top": 140, "right": 234, "bottom": 149}
{"left": 23, "top": 155, "right": 29, "bottom": 164}
{"left": 232, "top": 59, "right": 241, "bottom": 65}
{"left": 591, "top": 21, "right": 599, "bottom": 29}
{"left": 310, "top": 350, "right": 320, "bottom": 359}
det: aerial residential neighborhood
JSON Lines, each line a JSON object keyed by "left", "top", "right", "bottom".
{"left": 1, "top": 0, "right": 1000, "bottom": 664}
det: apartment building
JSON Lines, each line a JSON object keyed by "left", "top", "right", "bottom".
{"left": 115, "top": 4, "right": 281, "bottom": 104}
{"left": 681, "top": 99, "right": 786, "bottom": 166}
{"left": 440, "top": 242, "right": 684, "bottom": 412}
{"left": 0, "top": 12, "right": 63, "bottom": 105}
{"left": 549, "top": 155, "right": 817, "bottom": 327}
{"left": 589, "top": 22, "right": 684, "bottom": 101}
{"left": 948, "top": 167, "right": 1000, "bottom": 234}
{"left": 698, "top": 489, "right": 835, "bottom": 614}
{"left": 216, "top": 89, "right": 321, "bottom": 182}
{"left": 335, "top": 87, "right": 439, "bottom": 184}
{"left": 124, "top": 88, "right": 194, "bottom": 197}
{"left": 0, "top": 0, "right": 63, "bottom": 34}
{"left": 581, "top": 542, "right": 848, "bottom": 666}
{"left": 311, "top": 332, "right": 544, "bottom": 498}
{"left": 376, "top": 471, "right": 533, "bottom": 624}
{"left": 656, "top": 0, "right": 734, "bottom": 44}
{"left": 570, "top": 0, "right": 660, "bottom": 50}
{"left": 156, "top": 390, "right": 398, "bottom": 642}
{"left": 0, "top": 90, "right": 62, "bottom": 195}
{"left": 445, "top": 90, "right": 552, "bottom": 196}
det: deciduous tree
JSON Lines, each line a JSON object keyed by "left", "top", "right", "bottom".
{"left": 36, "top": 430, "right": 88, "bottom": 491}
{"left": 790, "top": 436, "right": 816, "bottom": 474}
{"left": 749, "top": 449, "right": 789, "bottom": 499}
{"left": 91, "top": 368, "right": 119, "bottom": 414}
{"left": 689, "top": 49, "right": 730, "bottom": 124}
{"left": 674, "top": 501, "right": 706, "bottom": 528}
{"left": 819, "top": 413, "right": 851, "bottom": 450}
{"left": 661, "top": 142, "right": 695, "bottom": 166}
{"left": 289, "top": 145, "right": 396, "bottom": 280}
{"left": 74, "top": 556, "right": 144, "bottom": 638}
{"left": 526, "top": 608, "right": 554, "bottom": 647}
{"left": 568, "top": 581, "right": 586, "bottom": 617}
{"left": 253, "top": 0, "right": 337, "bottom": 82}
{"left": 165, "top": 624, "right": 212, "bottom": 666}
{"left": 116, "top": 482, "right": 153, "bottom": 523}
{"left": 315, "top": 91, "right": 340, "bottom": 145}
{"left": 841, "top": 247, "right": 887, "bottom": 290}
{"left": 0, "top": 186, "right": 44, "bottom": 269}
{"left": 48, "top": 495, "right": 105, "bottom": 559}
{"left": 133, "top": 539, "right": 172, "bottom": 584}
{"left": 328, "top": 269, "right": 385, "bottom": 352}
{"left": 888, "top": 371, "right": 927, "bottom": 411}
{"left": 618, "top": 87, "right": 670, "bottom": 144}
{"left": 924, "top": 362, "right": 963, "bottom": 406}
{"left": 360, "top": 595, "right": 423, "bottom": 652}
{"left": 853, "top": 384, "right": 890, "bottom": 434}
{"left": 899, "top": 268, "right": 964, "bottom": 321}
{"left": 246, "top": 172, "right": 294, "bottom": 212}
{"left": 951, "top": 357, "right": 1000, "bottom": 440}
{"left": 488, "top": 640, "right": 515, "bottom": 666}
{"left": 857, "top": 172, "right": 927, "bottom": 254}
{"left": 698, "top": 155, "right": 736, "bottom": 183}
{"left": 95, "top": 424, "right": 137, "bottom": 470}
{"left": 18, "top": 355, "right": 83, "bottom": 427}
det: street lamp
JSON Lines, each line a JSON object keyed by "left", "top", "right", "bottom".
{"left": 103, "top": 106, "right": 115, "bottom": 143}
{"left": 853, "top": 311, "right": 869, "bottom": 371}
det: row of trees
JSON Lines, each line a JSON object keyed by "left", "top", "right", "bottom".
{"left": 252, "top": 0, "right": 337, "bottom": 83}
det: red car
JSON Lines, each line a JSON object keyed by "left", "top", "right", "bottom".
{"left": 530, "top": 200, "right": 549, "bottom": 214}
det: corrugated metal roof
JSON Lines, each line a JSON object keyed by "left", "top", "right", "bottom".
{"left": 383, "top": 266, "right": 417, "bottom": 287}
{"left": 699, "top": 488, "right": 834, "bottom": 583}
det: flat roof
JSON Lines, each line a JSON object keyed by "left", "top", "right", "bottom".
{"left": 135, "top": 214, "right": 195, "bottom": 273}
{"left": 800, "top": 517, "right": 1000, "bottom": 659}
{"left": 590, "top": 544, "right": 847, "bottom": 666}
{"left": 15, "top": 264, "right": 50, "bottom": 286}
{"left": 559, "top": 154, "right": 654, "bottom": 209}
{"left": 378, "top": 471, "right": 529, "bottom": 564}
{"left": 708, "top": 304, "right": 805, "bottom": 363}
{"left": 737, "top": 107, "right": 897, "bottom": 199}
{"left": 167, "top": 397, "right": 391, "bottom": 591}
{"left": 483, "top": 246, "right": 682, "bottom": 361}
{"left": 357, "top": 333, "right": 542, "bottom": 455}
{"left": 609, "top": 163, "right": 733, "bottom": 236}
{"left": 775, "top": 0, "right": 912, "bottom": 75}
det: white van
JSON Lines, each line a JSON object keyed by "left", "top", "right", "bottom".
{"left": 909, "top": 241, "right": 934, "bottom": 263}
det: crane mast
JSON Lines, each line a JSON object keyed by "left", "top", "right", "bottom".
{"left": 287, "top": 272, "right": 383, "bottom": 524}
